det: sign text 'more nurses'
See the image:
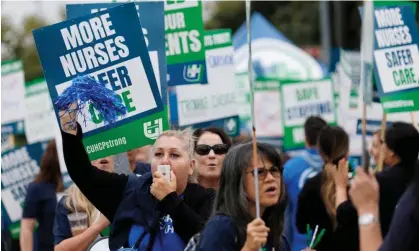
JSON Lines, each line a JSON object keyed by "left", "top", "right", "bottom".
{"left": 33, "top": 3, "right": 164, "bottom": 160}
{"left": 373, "top": 4, "right": 419, "bottom": 113}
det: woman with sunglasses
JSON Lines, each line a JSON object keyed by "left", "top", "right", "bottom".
{"left": 296, "top": 125, "right": 354, "bottom": 251}
{"left": 193, "top": 128, "right": 232, "bottom": 190}
{"left": 195, "top": 142, "right": 290, "bottom": 251}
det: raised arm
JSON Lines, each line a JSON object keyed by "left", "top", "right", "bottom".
{"left": 60, "top": 111, "right": 128, "bottom": 221}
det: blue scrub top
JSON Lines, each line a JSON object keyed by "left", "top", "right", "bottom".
{"left": 22, "top": 181, "right": 58, "bottom": 251}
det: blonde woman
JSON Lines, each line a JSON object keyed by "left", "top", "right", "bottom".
{"left": 296, "top": 126, "right": 354, "bottom": 251}
{"left": 58, "top": 108, "right": 215, "bottom": 251}
{"left": 53, "top": 157, "right": 114, "bottom": 251}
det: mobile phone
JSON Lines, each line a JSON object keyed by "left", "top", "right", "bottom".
{"left": 157, "top": 165, "right": 171, "bottom": 182}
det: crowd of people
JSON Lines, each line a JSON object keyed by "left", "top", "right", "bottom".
{"left": 12, "top": 110, "right": 419, "bottom": 251}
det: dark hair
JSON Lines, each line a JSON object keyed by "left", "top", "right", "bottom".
{"left": 193, "top": 127, "right": 232, "bottom": 148}
{"left": 317, "top": 125, "right": 350, "bottom": 163}
{"left": 317, "top": 125, "right": 349, "bottom": 227}
{"left": 34, "top": 141, "right": 64, "bottom": 192}
{"left": 214, "top": 142, "right": 286, "bottom": 249}
{"left": 385, "top": 122, "right": 419, "bottom": 167}
{"left": 304, "top": 116, "right": 327, "bottom": 146}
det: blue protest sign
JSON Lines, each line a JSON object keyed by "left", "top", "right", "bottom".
{"left": 372, "top": 4, "right": 419, "bottom": 113}
{"left": 33, "top": 3, "right": 167, "bottom": 160}
{"left": 355, "top": 119, "right": 392, "bottom": 136}
{"left": 1, "top": 141, "right": 60, "bottom": 238}
{"left": 66, "top": 1, "right": 167, "bottom": 108}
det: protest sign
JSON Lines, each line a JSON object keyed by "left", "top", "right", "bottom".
{"left": 253, "top": 78, "right": 283, "bottom": 137}
{"left": 33, "top": 3, "right": 165, "bottom": 160}
{"left": 66, "top": 1, "right": 169, "bottom": 128}
{"left": 1, "top": 141, "right": 48, "bottom": 237}
{"left": 24, "top": 78, "right": 56, "bottom": 144}
{"left": 236, "top": 73, "right": 252, "bottom": 134}
{"left": 1, "top": 60, "right": 26, "bottom": 134}
{"left": 170, "top": 29, "right": 239, "bottom": 136}
{"left": 280, "top": 79, "right": 337, "bottom": 150}
{"left": 373, "top": 4, "right": 419, "bottom": 113}
{"left": 165, "top": 0, "right": 207, "bottom": 86}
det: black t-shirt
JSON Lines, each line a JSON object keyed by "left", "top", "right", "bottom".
{"left": 22, "top": 181, "right": 58, "bottom": 251}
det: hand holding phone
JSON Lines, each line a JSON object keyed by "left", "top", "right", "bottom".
{"left": 157, "top": 165, "right": 171, "bottom": 182}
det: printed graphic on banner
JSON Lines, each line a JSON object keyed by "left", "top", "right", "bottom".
{"left": 235, "top": 74, "right": 283, "bottom": 138}
{"left": 1, "top": 60, "right": 26, "bottom": 126}
{"left": 373, "top": 4, "right": 419, "bottom": 113}
{"left": 1, "top": 141, "right": 49, "bottom": 237}
{"left": 281, "top": 79, "right": 337, "bottom": 150}
{"left": 254, "top": 78, "right": 283, "bottom": 137}
{"left": 170, "top": 29, "right": 239, "bottom": 136}
{"left": 236, "top": 73, "right": 252, "bottom": 134}
{"left": 170, "top": 29, "right": 238, "bottom": 134}
{"left": 33, "top": 3, "right": 165, "bottom": 160}
{"left": 24, "top": 78, "right": 56, "bottom": 144}
{"left": 165, "top": 0, "right": 207, "bottom": 86}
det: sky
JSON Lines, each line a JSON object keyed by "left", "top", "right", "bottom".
{"left": 2, "top": 1, "right": 71, "bottom": 26}
{"left": 1, "top": 0, "right": 213, "bottom": 27}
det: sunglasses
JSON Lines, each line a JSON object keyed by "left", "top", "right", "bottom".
{"left": 195, "top": 144, "right": 229, "bottom": 155}
{"left": 246, "top": 166, "right": 282, "bottom": 180}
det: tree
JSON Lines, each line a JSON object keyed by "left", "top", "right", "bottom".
{"left": 205, "top": 1, "right": 320, "bottom": 46}
{"left": 1, "top": 14, "right": 48, "bottom": 82}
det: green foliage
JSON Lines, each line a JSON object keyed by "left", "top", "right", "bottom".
{"left": 205, "top": 1, "right": 320, "bottom": 46}
{"left": 1, "top": 14, "right": 49, "bottom": 82}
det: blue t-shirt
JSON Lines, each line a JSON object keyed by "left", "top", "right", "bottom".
{"left": 53, "top": 196, "right": 110, "bottom": 246}
{"left": 283, "top": 149, "right": 323, "bottom": 251}
{"left": 128, "top": 214, "right": 184, "bottom": 251}
{"left": 53, "top": 197, "right": 72, "bottom": 245}
{"left": 197, "top": 214, "right": 290, "bottom": 251}
{"left": 22, "top": 182, "right": 58, "bottom": 251}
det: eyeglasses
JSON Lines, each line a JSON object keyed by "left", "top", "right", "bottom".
{"left": 195, "top": 144, "right": 229, "bottom": 155}
{"left": 245, "top": 166, "right": 282, "bottom": 180}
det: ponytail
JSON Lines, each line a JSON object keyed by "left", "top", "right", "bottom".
{"left": 320, "top": 163, "right": 337, "bottom": 228}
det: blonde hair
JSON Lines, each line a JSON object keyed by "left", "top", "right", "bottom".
{"left": 150, "top": 128, "right": 196, "bottom": 160}
{"left": 150, "top": 128, "right": 197, "bottom": 183}
{"left": 65, "top": 184, "right": 99, "bottom": 226}
{"left": 321, "top": 164, "right": 337, "bottom": 228}
{"left": 317, "top": 125, "right": 349, "bottom": 229}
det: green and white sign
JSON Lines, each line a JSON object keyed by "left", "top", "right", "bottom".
{"left": 1, "top": 60, "right": 25, "bottom": 126}
{"left": 373, "top": 4, "right": 419, "bottom": 113}
{"left": 235, "top": 75, "right": 283, "bottom": 137}
{"left": 24, "top": 78, "right": 56, "bottom": 144}
{"left": 280, "top": 79, "right": 337, "bottom": 150}
{"left": 170, "top": 29, "right": 239, "bottom": 135}
{"left": 165, "top": 0, "right": 207, "bottom": 86}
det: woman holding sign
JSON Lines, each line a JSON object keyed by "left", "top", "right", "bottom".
{"left": 20, "top": 141, "right": 64, "bottom": 251}
{"left": 59, "top": 109, "right": 215, "bottom": 251}
{"left": 194, "top": 142, "right": 290, "bottom": 251}
{"left": 53, "top": 156, "right": 114, "bottom": 251}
